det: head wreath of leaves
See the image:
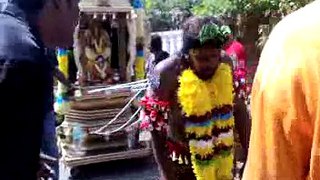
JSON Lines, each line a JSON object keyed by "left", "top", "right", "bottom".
{"left": 199, "top": 24, "right": 231, "bottom": 45}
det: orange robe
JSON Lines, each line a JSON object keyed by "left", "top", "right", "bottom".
{"left": 243, "top": 1, "right": 320, "bottom": 179}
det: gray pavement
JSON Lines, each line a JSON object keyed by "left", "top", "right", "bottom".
{"left": 60, "top": 157, "right": 159, "bottom": 180}
{"left": 59, "top": 148, "right": 245, "bottom": 180}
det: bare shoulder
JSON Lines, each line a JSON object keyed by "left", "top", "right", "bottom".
{"left": 149, "top": 55, "right": 181, "bottom": 95}
{"left": 154, "top": 55, "right": 180, "bottom": 76}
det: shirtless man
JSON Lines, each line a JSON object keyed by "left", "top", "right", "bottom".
{"left": 140, "top": 16, "right": 249, "bottom": 180}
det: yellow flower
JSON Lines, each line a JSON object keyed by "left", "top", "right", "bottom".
{"left": 177, "top": 63, "right": 235, "bottom": 180}
{"left": 189, "top": 140, "right": 214, "bottom": 158}
{"left": 193, "top": 163, "right": 216, "bottom": 180}
{"left": 216, "top": 137, "right": 234, "bottom": 147}
{"left": 186, "top": 126, "right": 213, "bottom": 138}
{"left": 214, "top": 117, "right": 235, "bottom": 129}
{"left": 57, "top": 53, "right": 69, "bottom": 78}
{"left": 178, "top": 63, "right": 233, "bottom": 117}
{"left": 216, "top": 154, "right": 234, "bottom": 179}
{"left": 135, "top": 57, "right": 145, "bottom": 80}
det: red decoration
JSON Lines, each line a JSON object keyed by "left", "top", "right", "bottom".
{"left": 139, "top": 96, "right": 170, "bottom": 134}
{"left": 166, "top": 139, "right": 189, "bottom": 158}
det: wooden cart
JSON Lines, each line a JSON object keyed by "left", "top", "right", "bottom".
{"left": 57, "top": 0, "right": 152, "bottom": 177}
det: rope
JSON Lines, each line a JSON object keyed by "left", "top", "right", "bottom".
{"left": 88, "top": 79, "right": 147, "bottom": 94}
{"left": 92, "top": 89, "right": 143, "bottom": 134}
{"left": 126, "top": 115, "right": 143, "bottom": 129}
{"left": 99, "top": 107, "right": 142, "bottom": 135}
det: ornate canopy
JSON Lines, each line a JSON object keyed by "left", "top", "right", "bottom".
{"left": 79, "top": 0, "right": 133, "bottom": 13}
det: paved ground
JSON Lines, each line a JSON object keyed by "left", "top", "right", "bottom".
{"left": 59, "top": 148, "right": 245, "bottom": 180}
{"left": 60, "top": 157, "right": 159, "bottom": 180}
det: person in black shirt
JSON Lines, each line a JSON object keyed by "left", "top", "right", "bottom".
{"left": 42, "top": 48, "right": 72, "bottom": 180}
{"left": 146, "top": 35, "right": 170, "bottom": 78}
{"left": 0, "top": 0, "right": 79, "bottom": 179}
{"left": 150, "top": 35, "right": 170, "bottom": 65}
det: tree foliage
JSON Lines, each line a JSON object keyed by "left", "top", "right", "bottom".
{"left": 192, "top": 0, "right": 314, "bottom": 17}
{"left": 192, "top": 0, "right": 234, "bottom": 16}
{"left": 144, "top": 0, "right": 194, "bottom": 31}
{"left": 144, "top": 0, "right": 314, "bottom": 31}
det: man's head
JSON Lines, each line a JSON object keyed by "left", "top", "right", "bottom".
{"left": 150, "top": 35, "right": 163, "bottom": 53}
{"left": 182, "top": 16, "right": 231, "bottom": 80}
{"left": 12, "top": 0, "right": 79, "bottom": 48}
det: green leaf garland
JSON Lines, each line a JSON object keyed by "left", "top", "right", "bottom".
{"left": 199, "top": 24, "right": 231, "bottom": 45}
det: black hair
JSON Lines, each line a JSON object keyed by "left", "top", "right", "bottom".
{"left": 181, "top": 16, "right": 227, "bottom": 54}
{"left": 150, "top": 35, "right": 163, "bottom": 52}
{"left": 11, "top": 0, "right": 46, "bottom": 13}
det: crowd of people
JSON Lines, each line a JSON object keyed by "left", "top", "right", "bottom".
{"left": 0, "top": 0, "right": 320, "bottom": 179}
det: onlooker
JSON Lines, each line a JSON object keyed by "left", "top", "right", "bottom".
{"left": 42, "top": 48, "right": 73, "bottom": 180}
{"left": 150, "top": 35, "right": 170, "bottom": 66}
{"left": 0, "top": 0, "right": 78, "bottom": 179}
{"left": 224, "top": 35, "right": 247, "bottom": 70}
{"left": 146, "top": 35, "right": 169, "bottom": 78}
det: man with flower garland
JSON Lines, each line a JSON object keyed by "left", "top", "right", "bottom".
{"left": 139, "top": 16, "right": 247, "bottom": 180}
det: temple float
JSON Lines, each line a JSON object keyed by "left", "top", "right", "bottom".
{"left": 56, "top": 0, "right": 152, "bottom": 177}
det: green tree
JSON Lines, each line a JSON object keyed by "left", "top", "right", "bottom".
{"left": 144, "top": 0, "right": 314, "bottom": 31}
{"left": 192, "top": 0, "right": 234, "bottom": 16}
{"left": 144, "top": 0, "right": 193, "bottom": 31}
{"left": 192, "top": 0, "right": 313, "bottom": 17}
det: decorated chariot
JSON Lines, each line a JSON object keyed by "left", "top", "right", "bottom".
{"left": 55, "top": 0, "right": 152, "bottom": 177}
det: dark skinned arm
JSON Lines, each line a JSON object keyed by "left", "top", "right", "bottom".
{"left": 147, "top": 56, "right": 186, "bottom": 180}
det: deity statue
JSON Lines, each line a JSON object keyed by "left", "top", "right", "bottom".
{"left": 75, "top": 19, "right": 114, "bottom": 86}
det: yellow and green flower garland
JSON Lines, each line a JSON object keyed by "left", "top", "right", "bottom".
{"left": 54, "top": 48, "right": 71, "bottom": 115}
{"left": 177, "top": 63, "right": 234, "bottom": 180}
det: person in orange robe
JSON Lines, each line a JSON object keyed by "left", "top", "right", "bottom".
{"left": 243, "top": 1, "right": 320, "bottom": 179}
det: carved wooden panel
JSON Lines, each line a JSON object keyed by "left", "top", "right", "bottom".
{"left": 118, "top": 13, "right": 128, "bottom": 82}
{"left": 80, "top": 0, "right": 130, "bottom": 6}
